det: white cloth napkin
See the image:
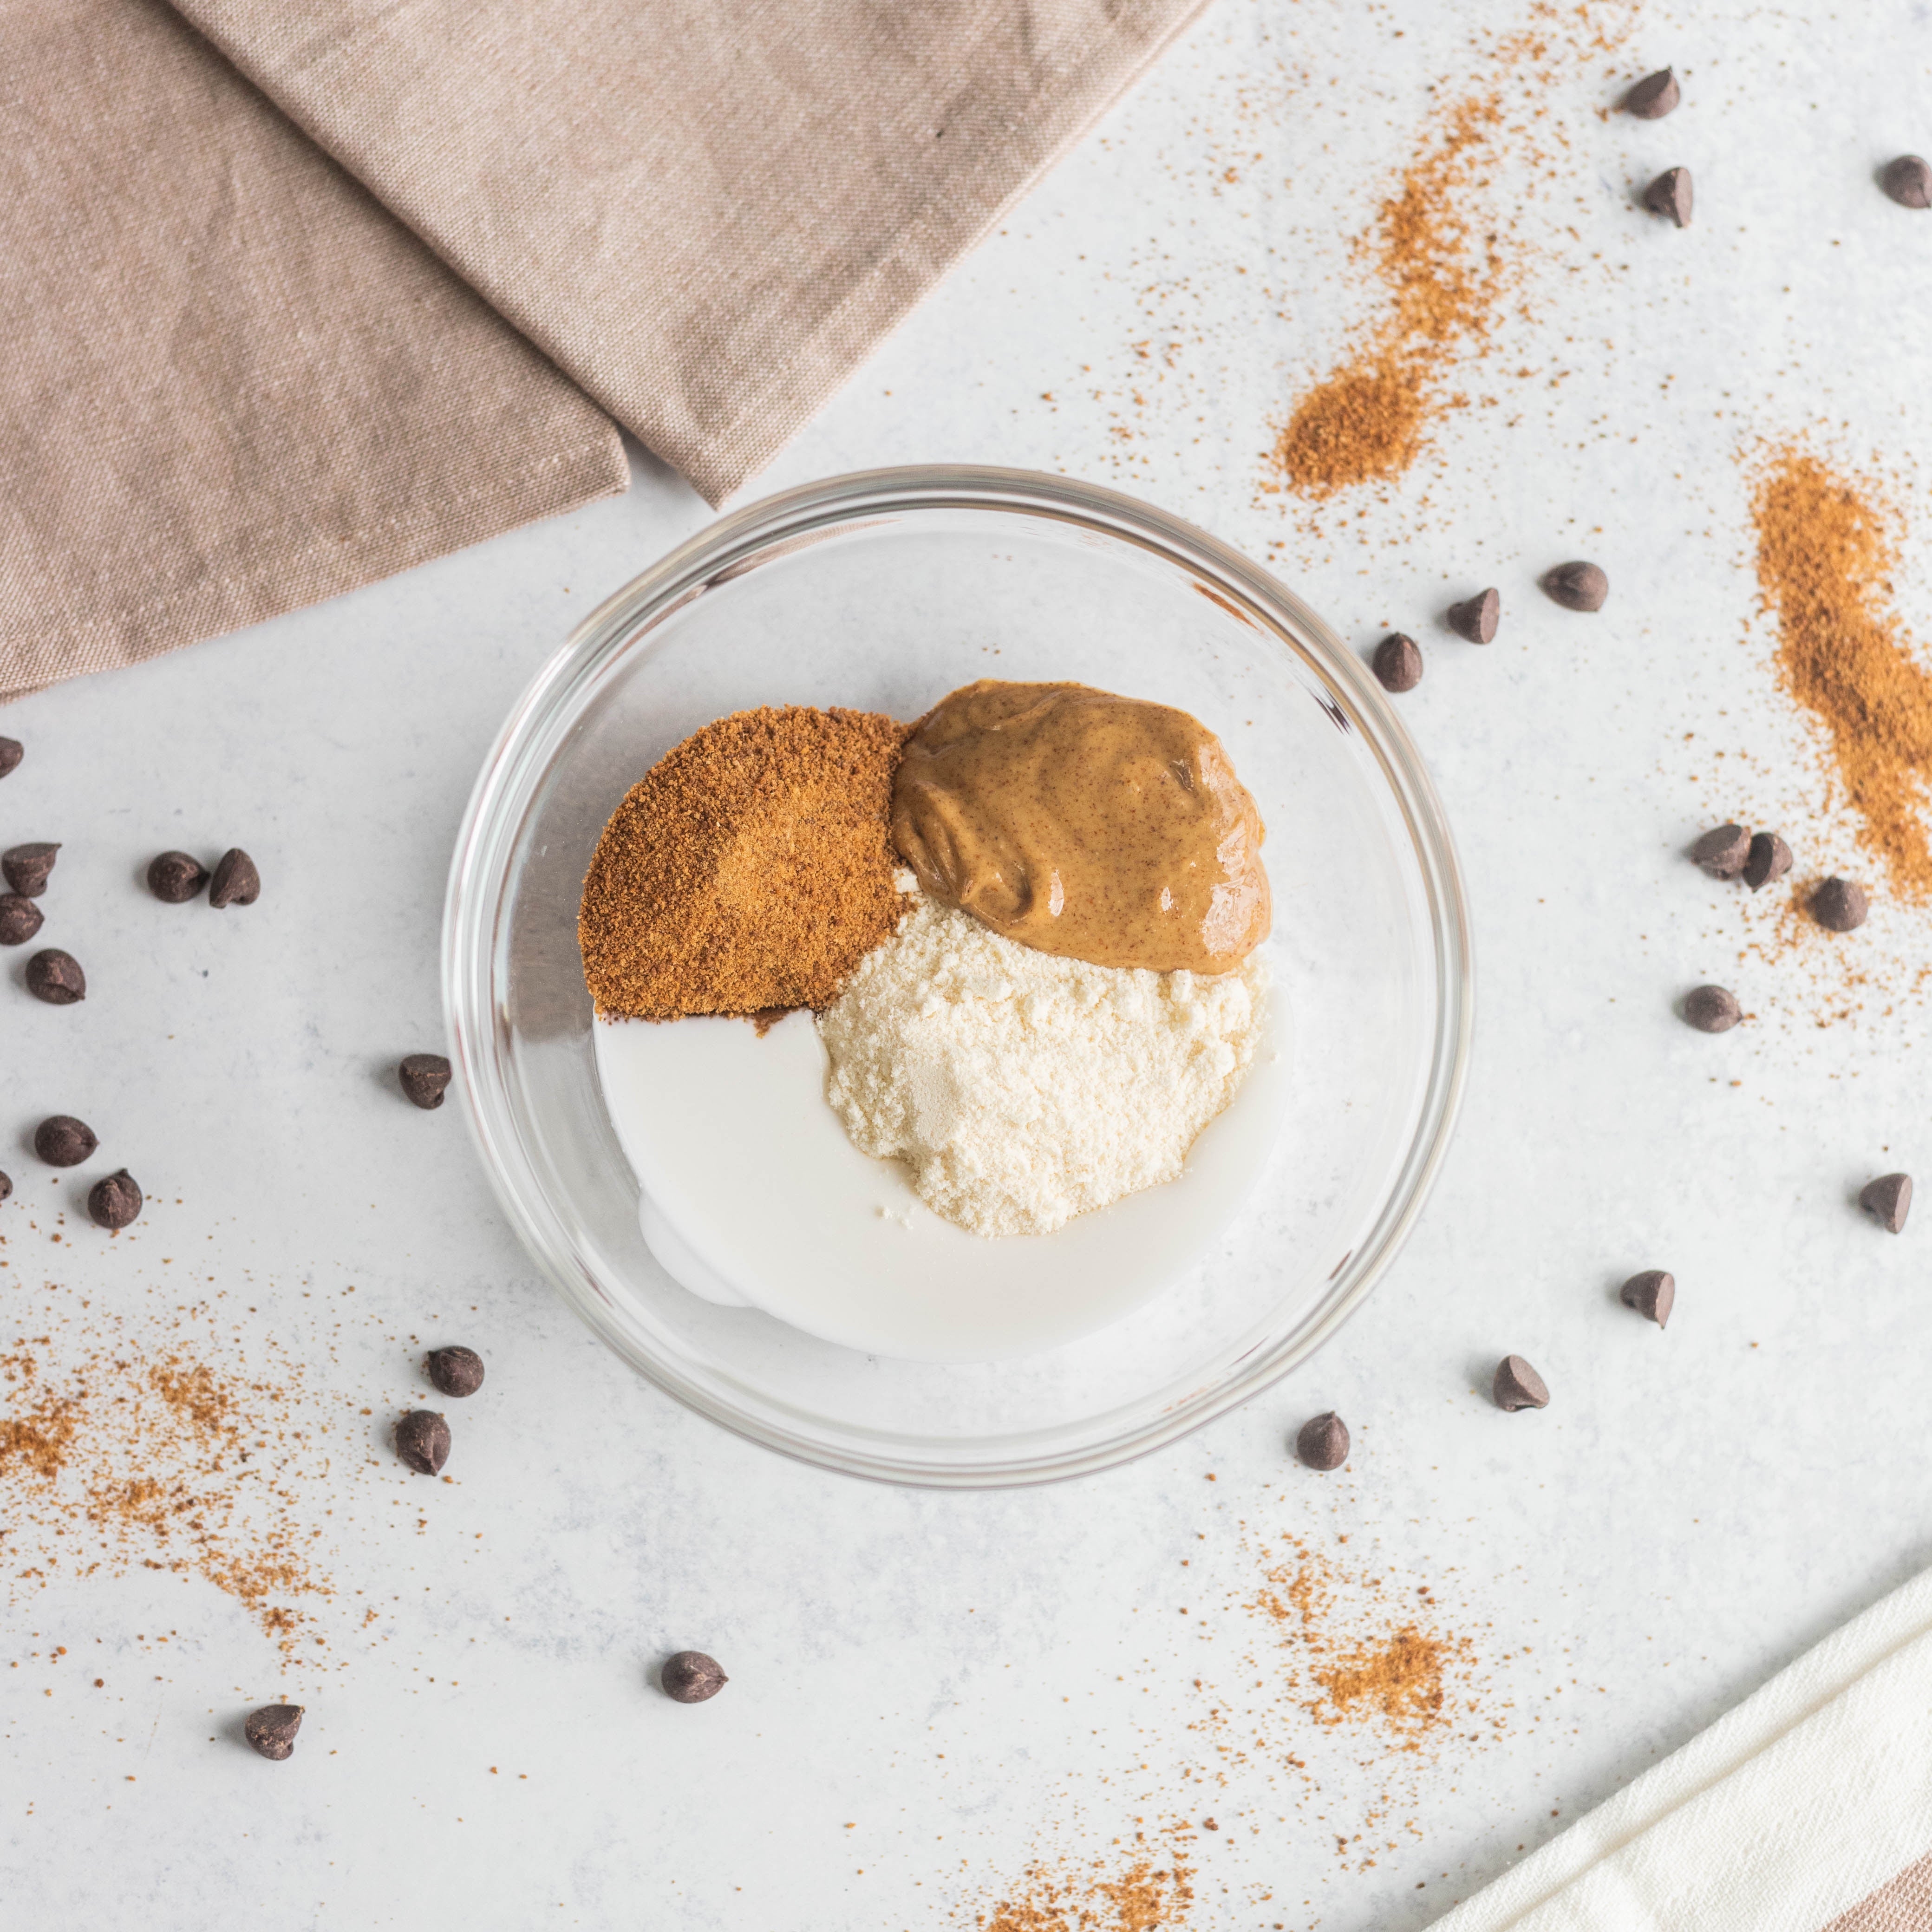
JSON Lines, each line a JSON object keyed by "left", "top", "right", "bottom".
{"left": 1436, "top": 1569, "right": 1932, "bottom": 1932}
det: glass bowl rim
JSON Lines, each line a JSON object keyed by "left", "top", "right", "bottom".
{"left": 442, "top": 463, "right": 1474, "bottom": 1488}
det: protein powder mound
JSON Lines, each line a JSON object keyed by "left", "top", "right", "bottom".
{"left": 817, "top": 900, "right": 1268, "bottom": 1237}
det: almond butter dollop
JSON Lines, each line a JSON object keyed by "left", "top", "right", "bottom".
{"left": 890, "top": 679, "right": 1269, "bottom": 974}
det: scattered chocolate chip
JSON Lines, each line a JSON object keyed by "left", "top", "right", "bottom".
{"left": 1446, "top": 587, "right": 1500, "bottom": 644}
{"left": 1682, "top": 984, "right": 1741, "bottom": 1032}
{"left": 243, "top": 1704, "right": 304, "bottom": 1761}
{"left": 147, "top": 851, "right": 209, "bottom": 903}
{"left": 0, "top": 894, "right": 42, "bottom": 945}
{"left": 87, "top": 1169, "right": 142, "bottom": 1230}
{"left": 1492, "top": 1355, "right": 1550, "bottom": 1411}
{"left": 425, "top": 1345, "right": 485, "bottom": 1399}
{"left": 1860, "top": 1172, "right": 1912, "bottom": 1234}
{"left": 1541, "top": 561, "right": 1609, "bottom": 611}
{"left": 1295, "top": 1411, "right": 1350, "bottom": 1470}
{"left": 1810, "top": 876, "right": 1868, "bottom": 932}
{"left": 1690, "top": 824, "right": 1751, "bottom": 878}
{"left": 34, "top": 1115, "right": 98, "bottom": 1166}
{"left": 1623, "top": 67, "right": 1679, "bottom": 118}
{"left": 208, "top": 847, "right": 261, "bottom": 908}
{"left": 25, "top": 948, "right": 85, "bottom": 1004}
{"left": 399, "top": 1054, "right": 453, "bottom": 1110}
{"left": 3, "top": 842, "right": 59, "bottom": 897}
{"left": 0, "top": 737, "right": 20, "bottom": 779}
{"left": 1881, "top": 156, "right": 1932, "bottom": 210}
{"left": 1372, "top": 632, "right": 1423, "bottom": 693}
{"left": 395, "top": 1409, "right": 450, "bottom": 1475}
{"left": 0, "top": 1171, "right": 11, "bottom": 1204}
{"left": 1743, "top": 831, "right": 1792, "bottom": 892}
{"left": 1643, "top": 166, "right": 1693, "bottom": 228}
{"left": 661, "top": 1651, "right": 728, "bottom": 1704}
{"left": 1619, "top": 1269, "right": 1675, "bottom": 1328}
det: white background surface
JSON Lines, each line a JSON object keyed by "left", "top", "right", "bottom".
{"left": 7, "top": 1, "right": 1932, "bottom": 1924}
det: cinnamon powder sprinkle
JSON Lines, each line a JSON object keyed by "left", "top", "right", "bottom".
{"left": 979, "top": 1846, "right": 1196, "bottom": 1932}
{"left": 1750, "top": 445, "right": 1932, "bottom": 902}
{"left": 579, "top": 705, "right": 911, "bottom": 1021}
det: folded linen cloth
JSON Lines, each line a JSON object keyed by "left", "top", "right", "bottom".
{"left": 0, "top": 0, "right": 627, "bottom": 700}
{"left": 1435, "top": 1567, "right": 1932, "bottom": 1932}
{"left": 170, "top": 0, "right": 1208, "bottom": 507}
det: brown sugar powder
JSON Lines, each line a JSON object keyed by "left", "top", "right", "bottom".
{"left": 579, "top": 705, "right": 911, "bottom": 1020}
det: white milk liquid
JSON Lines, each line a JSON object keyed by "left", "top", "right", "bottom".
{"left": 592, "top": 983, "right": 1290, "bottom": 1363}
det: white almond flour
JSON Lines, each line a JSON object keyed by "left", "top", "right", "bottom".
{"left": 817, "top": 899, "right": 1269, "bottom": 1237}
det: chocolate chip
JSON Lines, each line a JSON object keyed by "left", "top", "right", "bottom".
{"left": 1810, "top": 876, "right": 1868, "bottom": 932}
{"left": 395, "top": 1409, "right": 450, "bottom": 1475}
{"left": 208, "top": 848, "right": 261, "bottom": 908}
{"left": 1881, "top": 156, "right": 1932, "bottom": 210}
{"left": 1743, "top": 831, "right": 1792, "bottom": 892}
{"left": 1372, "top": 633, "right": 1423, "bottom": 693}
{"left": 1682, "top": 984, "right": 1741, "bottom": 1032}
{"left": 1860, "top": 1172, "right": 1912, "bottom": 1234}
{"left": 0, "top": 894, "right": 42, "bottom": 945}
{"left": 1295, "top": 1411, "right": 1350, "bottom": 1470}
{"left": 0, "top": 738, "right": 20, "bottom": 780}
{"left": 243, "top": 1704, "right": 304, "bottom": 1761}
{"left": 25, "top": 948, "right": 85, "bottom": 1004}
{"left": 1619, "top": 1269, "right": 1674, "bottom": 1327}
{"left": 88, "top": 1169, "right": 142, "bottom": 1230}
{"left": 1643, "top": 166, "right": 1693, "bottom": 227}
{"left": 147, "top": 852, "right": 209, "bottom": 903}
{"left": 3, "top": 842, "right": 59, "bottom": 897}
{"left": 1623, "top": 67, "right": 1679, "bottom": 118}
{"left": 425, "top": 1345, "right": 485, "bottom": 1398}
{"left": 399, "top": 1054, "right": 453, "bottom": 1110}
{"left": 661, "top": 1651, "right": 728, "bottom": 1704}
{"left": 34, "top": 1115, "right": 98, "bottom": 1166}
{"left": 1446, "top": 587, "right": 1500, "bottom": 644}
{"left": 1492, "top": 1355, "right": 1549, "bottom": 1411}
{"left": 1541, "top": 561, "right": 1609, "bottom": 611}
{"left": 1691, "top": 824, "right": 1750, "bottom": 878}
{"left": 0, "top": 1171, "right": 11, "bottom": 1204}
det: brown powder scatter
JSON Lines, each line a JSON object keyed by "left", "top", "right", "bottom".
{"left": 1314, "top": 1626, "right": 1452, "bottom": 1736}
{"left": 579, "top": 705, "right": 911, "bottom": 1020}
{"left": 1749, "top": 445, "right": 1932, "bottom": 901}
{"left": 979, "top": 1844, "right": 1195, "bottom": 1932}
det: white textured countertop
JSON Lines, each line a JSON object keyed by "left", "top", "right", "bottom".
{"left": 7, "top": 2, "right": 1932, "bottom": 1924}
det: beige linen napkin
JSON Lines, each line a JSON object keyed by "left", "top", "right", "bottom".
{"left": 0, "top": 0, "right": 626, "bottom": 699}
{"left": 169, "top": 0, "right": 1208, "bottom": 507}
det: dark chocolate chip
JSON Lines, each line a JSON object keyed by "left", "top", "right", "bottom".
{"left": 1619, "top": 1269, "right": 1675, "bottom": 1328}
{"left": 25, "top": 948, "right": 85, "bottom": 1004}
{"left": 1492, "top": 1355, "right": 1550, "bottom": 1411}
{"left": 0, "top": 1171, "right": 11, "bottom": 1204}
{"left": 1881, "top": 156, "right": 1932, "bottom": 210}
{"left": 0, "top": 737, "right": 20, "bottom": 779}
{"left": 0, "top": 894, "right": 42, "bottom": 945}
{"left": 1860, "top": 1172, "right": 1912, "bottom": 1234}
{"left": 88, "top": 1169, "right": 142, "bottom": 1230}
{"left": 1295, "top": 1411, "right": 1351, "bottom": 1470}
{"left": 1643, "top": 166, "right": 1693, "bottom": 227}
{"left": 395, "top": 1409, "right": 450, "bottom": 1475}
{"left": 1743, "top": 831, "right": 1792, "bottom": 892}
{"left": 1623, "top": 67, "right": 1679, "bottom": 118}
{"left": 147, "top": 852, "right": 209, "bottom": 903}
{"left": 1541, "top": 561, "right": 1609, "bottom": 611}
{"left": 1810, "top": 876, "right": 1868, "bottom": 932}
{"left": 1446, "top": 587, "right": 1500, "bottom": 644}
{"left": 661, "top": 1651, "right": 728, "bottom": 1704}
{"left": 243, "top": 1704, "right": 304, "bottom": 1761}
{"left": 399, "top": 1054, "right": 453, "bottom": 1110}
{"left": 1690, "top": 824, "right": 1751, "bottom": 878}
{"left": 425, "top": 1346, "right": 485, "bottom": 1399}
{"left": 208, "top": 848, "right": 261, "bottom": 908}
{"left": 1372, "top": 633, "right": 1423, "bottom": 693}
{"left": 1682, "top": 984, "right": 1741, "bottom": 1032}
{"left": 34, "top": 1115, "right": 98, "bottom": 1166}
{"left": 3, "top": 842, "right": 59, "bottom": 897}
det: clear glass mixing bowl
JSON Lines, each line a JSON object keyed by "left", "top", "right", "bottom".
{"left": 443, "top": 467, "right": 1472, "bottom": 1487}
